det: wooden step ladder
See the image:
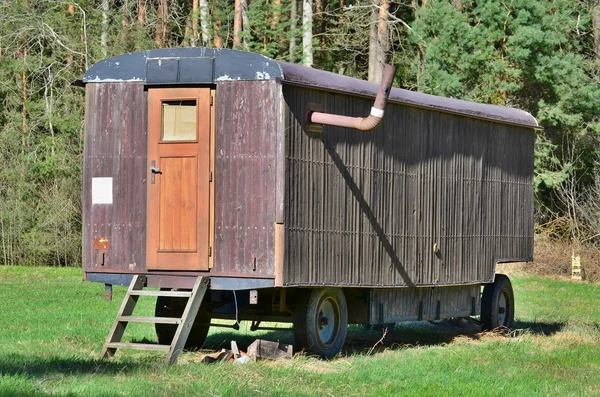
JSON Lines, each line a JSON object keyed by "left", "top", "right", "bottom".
{"left": 101, "top": 275, "right": 208, "bottom": 364}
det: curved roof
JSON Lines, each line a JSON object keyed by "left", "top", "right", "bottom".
{"left": 83, "top": 48, "right": 538, "bottom": 129}
{"left": 83, "top": 48, "right": 283, "bottom": 84}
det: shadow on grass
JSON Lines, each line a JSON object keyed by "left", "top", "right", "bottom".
{"left": 203, "top": 328, "right": 295, "bottom": 352}
{"left": 0, "top": 354, "right": 151, "bottom": 379}
{"left": 201, "top": 318, "right": 569, "bottom": 357}
{"left": 343, "top": 320, "right": 484, "bottom": 355}
{"left": 513, "top": 320, "right": 566, "bottom": 336}
{"left": 200, "top": 319, "right": 484, "bottom": 357}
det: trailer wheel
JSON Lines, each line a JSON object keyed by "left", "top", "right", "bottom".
{"left": 481, "top": 274, "right": 514, "bottom": 330}
{"left": 155, "top": 291, "right": 210, "bottom": 350}
{"left": 294, "top": 288, "right": 348, "bottom": 359}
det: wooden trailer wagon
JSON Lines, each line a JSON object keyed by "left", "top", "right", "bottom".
{"left": 80, "top": 48, "right": 537, "bottom": 363}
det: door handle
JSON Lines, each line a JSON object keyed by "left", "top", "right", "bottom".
{"left": 150, "top": 161, "right": 161, "bottom": 184}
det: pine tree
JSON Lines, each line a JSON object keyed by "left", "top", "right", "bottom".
{"left": 411, "top": 0, "right": 600, "bottom": 212}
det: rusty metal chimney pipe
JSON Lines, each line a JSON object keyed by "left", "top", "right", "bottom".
{"left": 308, "top": 64, "right": 397, "bottom": 131}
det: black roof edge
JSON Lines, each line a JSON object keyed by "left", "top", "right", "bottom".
{"left": 81, "top": 48, "right": 539, "bottom": 130}
{"left": 83, "top": 48, "right": 283, "bottom": 85}
{"left": 277, "top": 61, "right": 540, "bottom": 130}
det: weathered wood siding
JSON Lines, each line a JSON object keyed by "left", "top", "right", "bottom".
{"left": 83, "top": 83, "right": 148, "bottom": 274}
{"left": 213, "top": 80, "right": 282, "bottom": 277}
{"left": 369, "top": 285, "right": 480, "bottom": 323}
{"left": 282, "top": 85, "right": 534, "bottom": 287}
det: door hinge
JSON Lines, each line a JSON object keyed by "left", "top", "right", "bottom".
{"left": 209, "top": 246, "right": 212, "bottom": 257}
{"left": 209, "top": 171, "right": 213, "bottom": 182}
{"left": 210, "top": 96, "right": 214, "bottom": 106}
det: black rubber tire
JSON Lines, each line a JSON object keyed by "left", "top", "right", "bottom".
{"left": 293, "top": 289, "right": 311, "bottom": 351}
{"left": 155, "top": 290, "right": 211, "bottom": 350}
{"left": 293, "top": 288, "right": 348, "bottom": 359}
{"left": 481, "top": 274, "right": 515, "bottom": 330}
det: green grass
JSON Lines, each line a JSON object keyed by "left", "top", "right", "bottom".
{"left": 1, "top": 267, "right": 600, "bottom": 396}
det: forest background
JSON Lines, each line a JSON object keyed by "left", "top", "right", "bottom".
{"left": 0, "top": 0, "right": 599, "bottom": 267}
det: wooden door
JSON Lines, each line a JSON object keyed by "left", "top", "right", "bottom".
{"left": 147, "top": 88, "right": 213, "bottom": 271}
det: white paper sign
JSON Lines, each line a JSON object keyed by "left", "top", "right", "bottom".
{"left": 92, "top": 177, "right": 113, "bottom": 204}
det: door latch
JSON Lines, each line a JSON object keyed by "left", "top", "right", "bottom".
{"left": 150, "top": 161, "right": 161, "bottom": 184}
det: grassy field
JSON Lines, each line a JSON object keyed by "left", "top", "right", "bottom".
{"left": 1, "top": 267, "right": 600, "bottom": 396}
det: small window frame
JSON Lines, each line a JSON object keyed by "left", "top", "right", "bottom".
{"left": 160, "top": 98, "right": 199, "bottom": 143}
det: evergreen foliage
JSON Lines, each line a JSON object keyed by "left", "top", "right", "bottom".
{"left": 0, "top": 0, "right": 598, "bottom": 266}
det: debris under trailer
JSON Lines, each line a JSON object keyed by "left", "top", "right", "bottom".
{"left": 80, "top": 47, "right": 537, "bottom": 362}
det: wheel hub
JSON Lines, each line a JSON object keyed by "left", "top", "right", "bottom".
{"left": 498, "top": 292, "right": 508, "bottom": 325}
{"left": 316, "top": 297, "right": 338, "bottom": 347}
{"left": 318, "top": 311, "right": 329, "bottom": 328}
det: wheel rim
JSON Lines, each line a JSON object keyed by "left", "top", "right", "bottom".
{"left": 315, "top": 295, "right": 340, "bottom": 349}
{"left": 498, "top": 291, "right": 508, "bottom": 326}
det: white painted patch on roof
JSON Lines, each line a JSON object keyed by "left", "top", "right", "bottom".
{"left": 85, "top": 76, "right": 144, "bottom": 83}
{"left": 256, "top": 71, "right": 271, "bottom": 80}
{"left": 215, "top": 74, "right": 242, "bottom": 81}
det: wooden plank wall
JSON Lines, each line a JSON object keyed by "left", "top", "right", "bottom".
{"left": 83, "top": 83, "right": 148, "bottom": 274}
{"left": 213, "top": 80, "right": 282, "bottom": 278}
{"left": 369, "top": 284, "right": 480, "bottom": 323}
{"left": 282, "top": 85, "right": 534, "bottom": 287}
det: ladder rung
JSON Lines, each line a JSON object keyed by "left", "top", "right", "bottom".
{"left": 106, "top": 342, "right": 171, "bottom": 352}
{"left": 117, "top": 316, "right": 181, "bottom": 324}
{"left": 128, "top": 290, "right": 192, "bottom": 298}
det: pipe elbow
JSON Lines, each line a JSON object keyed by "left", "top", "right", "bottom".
{"left": 355, "top": 108, "right": 385, "bottom": 131}
{"left": 306, "top": 64, "right": 396, "bottom": 132}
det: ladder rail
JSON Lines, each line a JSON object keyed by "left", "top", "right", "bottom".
{"left": 101, "top": 275, "right": 146, "bottom": 359}
{"left": 166, "top": 276, "right": 209, "bottom": 364}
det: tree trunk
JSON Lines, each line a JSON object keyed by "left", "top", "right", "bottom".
{"left": 314, "top": 0, "right": 322, "bottom": 36}
{"left": 593, "top": 0, "right": 600, "bottom": 68}
{"left": 374, "top": 0, "right": 390, "bottom": 83}
{"left": 315, "top": 0, "right": 322, "bottom": 18}
{"left": 191, "top": 0, "right": 199, "bottom": 47}
{"left": 156, "top": 0, "right": 167, "bottom": 47}
{"left": 411, "top": 0, "right": 426, "bottom": 85}
{"left": 138, "top": 0, "right": 145, "bottom": 26}
{"left": 302, "top": 0, "right": 313, "bottom": 67}
{"left": 22, "top": 70, "right": 27, "bottom": 138}
{"left": 200, "top": 0, "right": 211, "bottom": 46}
{"left": 121, "top": 0, "right": 129, "bottom": 28}
{"left": 213, "top": 0, "right": 223, "bottom": 48}
{"left": 21, "top": 48, "right": 27, "bottom": 145}
{"left": 290, "top": 0, "right": 297, "bottom": 61}
{"left": 101, "top": 0, "right": 109, "bottom": 57}
{"left": 315, "top": 0, "right": 326, "bottom": 44}
{"left": 272, "top": 0, "right": 281, "bottom": 31}
{"left": 184, "top": 15, "right": 191, "bottom": 46}
{"left": 241, "top": 0, "right": 249, "bottom": 48}
{"left": 368, "top": 0, "right": 379, "bottom": 82}
{"left": 234, "top": 0, "right": 242, "bottom": 49}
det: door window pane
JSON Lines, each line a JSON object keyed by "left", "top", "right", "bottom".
{"left": 162, "top": 100, "right": 197, "bottom": 141}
